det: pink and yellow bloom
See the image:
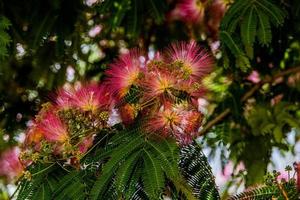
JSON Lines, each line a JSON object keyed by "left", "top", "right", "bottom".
{"left": 169, "top": 0, "right": 207, "bottom": 24}
{"left": 53, "top": 87, "right": 75, "bottom": 109}
{"left": 36, "top": 111, "right": 69, "bottom": 143}
{"left": 0, "top": 147, "right": 24, "bottom": 181}
{"left": 164, "top": 41, "right": 213, "bottom": 81}
{"left": 54, "top": 83, "right": 112, "bottom": 112}
{"left": 105, "top": 49, "right": 145, "bottom": 98}
{"left": 143, "top": 71, "right": 177, "bottom": 100}
{"left": 71, "top": 83, "right": 112, "bottom": 112}
{"left": 146, "top": 106, "right": 181, "bottom": 138}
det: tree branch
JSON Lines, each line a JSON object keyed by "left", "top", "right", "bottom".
{"left": 198, "top": 66, "right": 300, "bottom": 136}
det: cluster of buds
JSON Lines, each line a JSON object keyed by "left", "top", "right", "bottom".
{"left": 20, "top": 83, "right": 114, "bottom": 167}
{"left": 105, "top": 41, "right": 213, "bottom": 144}
{"left": 167, "top": 0, "right": 231, "bottom": 39}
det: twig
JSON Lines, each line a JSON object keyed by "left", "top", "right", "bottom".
{"left": 198, "top": 66, "right": 300, "bottom": 136}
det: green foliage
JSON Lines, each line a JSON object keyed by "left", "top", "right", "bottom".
{"left": 221, "top": 0, "right": 287, "bottom": 70}
{"left": 246, "top": 102, "right": 300, "bottom": 143}
{"left": 16, "top": 130, "right": 220, "bottom": 200}
{"left": 89, "top": 131, "right": 197, "bottom": 200}
{"left": 229, "top": 179, "right": 298, "bottom": 200}
{"left": 180, "top": 142, "right": 220, "bottom": 200}
{"left": 0, "top": 16, "right": 11, "bottom": 59}
{"left": 16, "top": 164, "right": 86, "bottom": 200}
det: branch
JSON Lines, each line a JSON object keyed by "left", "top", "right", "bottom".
{"left": 198, "top": 66, "right": 300, "bottom": 136}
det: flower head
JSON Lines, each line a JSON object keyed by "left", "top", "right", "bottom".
{"left": 180, "top": 110, "right": 202, "bottom": 134}
{"left": 176, "top": 0, "right": 207, "bottom": 24}
{"left": 144, "top": 71, "right": 177, "bottom": 100}
{"left": 0, "top": 147, "right": 24, "bottom": 181}
{"left": 105, "top": 49, "right": 145, "bottom": 98}
{"left": 146, "top": 106, "right": 181, "bottom": 138}
{"left": 71, "top": 83, "right": 112, "bottom": 112}
{"left": 164, "top": 41, "right": 213, "bottom": 81}
{"left": 54, "top": 83, "right": 112, "bottom": 113}
{"left": 36, "top": 111, "right": 69, "bottom": 143}
{"left": 53, "top": 87, "right": 75, "bottom": 109}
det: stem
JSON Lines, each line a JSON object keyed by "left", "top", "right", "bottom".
{"left": 198, "top": 66, "right": 300, "bottom": 136}
{"left": 31, "top": 163, "right": 56, "bottom": 176}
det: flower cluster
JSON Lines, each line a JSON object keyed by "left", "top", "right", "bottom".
{"left": 105, "top": 41, "right": 213, "bottom": 144}
{"left": 1, "top": 41, "right": 212, "bottom": 180}
{"left": 20, "top": 82, "right": 114, "bottom": 167}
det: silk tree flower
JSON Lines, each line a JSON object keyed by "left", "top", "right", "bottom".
{"left": 36, "top": 110, "right": 69, "bottom": 143}
{"left": 164, "top": 41, "right": 213, "bottom": 81}
{"left": 168, "top": 0, "right": 207, "bottom": 24}
{"left": 0, "top": 147, "right": 24, "bottom": 181}
{"left": 105, "top": 49, "right": 145, "bottom": 99}
{"left": 143, "top": 71, "right": 177, "bottom": 101}
{"left": 54, "top": 83, "right": 112, "bottom": 113}
{"left": 146, "top": 104, "right": 181, "bottom": 138}
{"left": 71, "top": 83, "right": 112, "bottom": 113}
{"left": 53, "top": 87, "right": 75, "bottom": 109}
{"left": 180, "top": 110, "right": 202, "bottom": 134}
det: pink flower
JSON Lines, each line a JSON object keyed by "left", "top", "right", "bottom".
{"left": 54, "top": 83, "right": 112, "bottom": 112}
{"left": 247, "top": 70, "right": 261, "bottom": 83}
{"left": 53, "top": 87, "right": 75, "bottom": 109}
{"left": 146, "top": 106, "right": 181, "bottom": 138}
{"left": 71, "top": 83, "right": 112, "bottom": 112}
{"left": 277, "top": 171, "right": 289, "bottom": 182}
{"left": 143, "top": 71, "right": 176, "bottom": 100}
{"left": 177, "top": 0, "right": 206, "bottom": 24}
{"left": 0, "top": 147, "right": 24, "bottom": 181}
{"left": 37, "top": 111, "right": 69, "bottom": 143}
{"left": 180, "top": 110, "right": 202, "bottom": 134}
{"left": 105, "top": 49, "right": 145, "bottom": 99}
{"left": 164, "top": 41, "right": 213, "bottom": 81}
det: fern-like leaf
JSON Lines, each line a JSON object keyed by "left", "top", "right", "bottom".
{"left": 179, "top": 142, "right": 220, "bottom": 200}
{"left": 142, "top": 149, "right": 165, "bottom": 199}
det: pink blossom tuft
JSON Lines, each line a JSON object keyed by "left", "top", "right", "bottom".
{"left": 37, "top": 111, "right": 69, "bottom": 143}
{"left": 164, "top": 41, "right": 213, "bottom": 81}
{"left": 105, "top": 49, "right": 146, "bottom": 99}
{"left": 0, "top": 147, "right": 24, "bottom": 181}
